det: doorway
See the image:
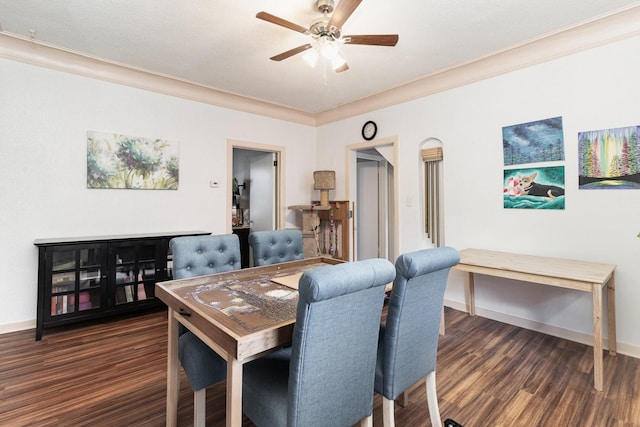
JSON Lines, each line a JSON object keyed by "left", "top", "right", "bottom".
{"left": 233, "top": 149, "right": 277, "bottom": 231}
{"left": 228, "top": 140, "right": 285, "bottom": 266}
{"left": 348, "top": 139, "right": 397, "bottom": 262}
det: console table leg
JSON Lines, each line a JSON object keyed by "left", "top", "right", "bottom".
{"left": 592, "top": 285, "right": 604, "bottom": 391}
{"left": 607, "top": 275, "right": 617, "bottom": 356}
{"left": 464, "top": 272, "right": 476, "bottom": 316}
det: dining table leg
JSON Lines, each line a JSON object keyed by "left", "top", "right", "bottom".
{"left": 166, "top": 308, "right": 180, "bottom": 427}
{"left": 226, "top": 357, "right": 243, "bottom": 427}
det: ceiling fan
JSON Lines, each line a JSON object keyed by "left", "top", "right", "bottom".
{"left": 256, "top": 0, "right": 398, "bottom": 73}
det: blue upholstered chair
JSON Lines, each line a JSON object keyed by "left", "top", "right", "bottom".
{"left": 242, "top": 258, "right": 396, "bottom": 427}
{"left": 375, "top": 246, "right": 460, "bottom": 427}
{"left": 248, "top": 229, "right": 304, "bottom": 266}
{"left": 169, "top": 234, "right": 242, "bottom": 427}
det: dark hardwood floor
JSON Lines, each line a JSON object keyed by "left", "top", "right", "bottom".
{"left": 1, "top": 307, "right": 638, "bottom": 426}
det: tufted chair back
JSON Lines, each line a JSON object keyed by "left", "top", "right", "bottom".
{"left": 168, "top": 233, "right": 241, "bottom": 426}
{"left": 170, "top": 234, "right": 241, "bottom": 279}
{"left": 249, "top": 229, "right": 304, "bottom": 266}
{"left": 242, "top": 258, "right": 396, "bottom": 426}
{"left": 374, "top": 246, "right": 460, "bottom": 427}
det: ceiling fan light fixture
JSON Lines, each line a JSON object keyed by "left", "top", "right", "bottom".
{"left": 329, "top": 50, "right": 347, "bottom": 70}
{"left": 319, "top": 39, "right": 346, "bottom": 70}
{"left": 303, "top": 49, "right": 319, "bottom": 67}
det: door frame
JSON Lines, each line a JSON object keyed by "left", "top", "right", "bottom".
{"left": 346, "top": 136, "right": 399, "bottom": 262}
{"left": 227, "top": 139, "right": 286, "bottom": 233}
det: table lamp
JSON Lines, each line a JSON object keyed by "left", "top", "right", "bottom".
{"left": 313, "top": 170, "right": 335, "bottom": 207}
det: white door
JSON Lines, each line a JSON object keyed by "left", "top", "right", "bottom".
{"left": 356, "top": 148, "right": 393, "bottom": 261}
{"left": 248, "top": 152, "right": 276, "bottom": 232}
{"left": 357, "top": 158, "right": 380, "bottom": 260}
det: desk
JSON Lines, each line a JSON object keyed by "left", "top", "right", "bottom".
{"left": 452, "top": 248, "right": 616, "bottom": 391}
{"left": 155, "top": 257, "right": 341, "bottom": 427}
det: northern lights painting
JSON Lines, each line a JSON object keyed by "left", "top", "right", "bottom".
{"left": 578, "top": 125, "right": 640, "bottom": 189}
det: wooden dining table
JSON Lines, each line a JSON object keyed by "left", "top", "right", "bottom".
{"left": 155, "top": 256, "right": 342, "bottom": 427}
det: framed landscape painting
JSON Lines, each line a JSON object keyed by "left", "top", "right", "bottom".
{"left": 503, "top": 117, "right": 565, "bottom": 166}
{"left": 87, "top": 131, "right": 179, "bottom": 190}
{"left": 578, "top": 125, "right": 640, "bottom": 189}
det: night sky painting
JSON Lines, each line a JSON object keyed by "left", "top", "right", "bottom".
{"left": 578, "top": 125, "right": 640, "bottom": 189}
{"left": 503, "top": 117, "right": 565, "bottom": 166}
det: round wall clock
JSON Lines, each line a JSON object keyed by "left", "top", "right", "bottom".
{"left": 362, "top": 120, "right": 377, "bottom": 141}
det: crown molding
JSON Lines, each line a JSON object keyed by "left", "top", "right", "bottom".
{"left": 315, "top": 3, "right": 640, "bottom": 125}
{"left": 0, "top": 33, "right": 316, "bottom": 126}
{"left": 1, "top": 4, "right": 639, "bottom": 127}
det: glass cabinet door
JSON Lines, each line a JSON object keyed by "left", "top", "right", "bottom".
{"left": 113, "top": 241, "right": 157, "bottom": 305}
{"left": 48, "top": 245, "right": 104, "bottom": 317}
{"left": 165, "top": 242, "right": 174, "bottom": 280}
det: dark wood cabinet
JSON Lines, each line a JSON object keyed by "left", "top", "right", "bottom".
{"left": 232, "top": 226, "right": 251, "bottom": 268}
{"left": 34, "top": 231, "right": 209, "bottom": 340}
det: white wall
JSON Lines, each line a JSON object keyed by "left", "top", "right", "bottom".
{"left": 317, "top": 35, "right": 640, "bottom": 356}
{"left": 0, "top": 58, "right": 315, "bottom": 329}
{"left": 3, "top": 33, "right": 640, "bottom": 356}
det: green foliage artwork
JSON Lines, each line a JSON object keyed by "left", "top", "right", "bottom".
{"left": 87, "top": 131, "right": 179, "bottom": 190}
{"left": 578, "top": 125, "right": 640, "bottom": 189}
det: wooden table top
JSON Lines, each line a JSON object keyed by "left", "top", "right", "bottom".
{"left": 453, "top": 248, "right": 615, "bottom": 289}
{"left": 156, "top": 257, "right": 341, "bottom": 361}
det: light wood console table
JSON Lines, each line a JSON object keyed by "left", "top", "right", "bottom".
{"left": 452, "top": 248, "right": 616, "bottom": 391}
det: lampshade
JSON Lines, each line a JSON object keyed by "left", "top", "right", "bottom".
{"left": 314, "top": 170, "right": 336, "bottom": 190}
{"left": 303, "top": 37, "right": 346, "bottom": 71}
{"left": 303, "top": 49, "right": 319, "bottom": 67}
{"left": 321, "top": 41, "right": 346, "bottom": 70}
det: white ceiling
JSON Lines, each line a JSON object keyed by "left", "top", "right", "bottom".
{"left": 0, "top": 0, "right": 638, "bottom": 114}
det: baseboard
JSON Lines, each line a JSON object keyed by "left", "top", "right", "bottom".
{"left": 444, "top": 299, "right": 640, "bottom": 360}
{"left": 0, "top": 319, "right": 35, "bottom": 335}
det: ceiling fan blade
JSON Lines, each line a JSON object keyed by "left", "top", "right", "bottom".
{"left": 270, "top": 44, "right": 313, "bottom": 61}
{"left": 327, "top": 0, "right": 362, "bottom": 30}
{"left": 335, "top": 63, "right": 350, "bottom": 73}
{"left": 343, "top": 34, "right": 399, "bottom": 46}
{"left": 256, "top": 11, "right": 309, "bottom": 34}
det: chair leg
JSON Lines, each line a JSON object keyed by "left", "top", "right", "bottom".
{"left": 382, "top": 396, "right": 395, "bottom": 427}
{"left": 359, "top": 414, "right": 373, "bottom": 427}
{"left": 399, "top": 376, "right": 426, "bottom": 407}
{"left": 398, "top": 390, "right": 409, "bottom": 407}
{"left": 425, "top": 371, "right": 442, "bottom": 427}
{"left": 194, "top": 388, "right": 206, "bottom": 427}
